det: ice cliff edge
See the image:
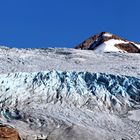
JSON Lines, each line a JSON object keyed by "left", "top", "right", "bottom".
{"left": 0, "top": 70, "right": 139, "bottom": 116}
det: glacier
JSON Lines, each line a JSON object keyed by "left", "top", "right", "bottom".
{"left": 0, "top": 47, "right": 140, "bottom": 78}
{"left": 0, "top": 70, "right": 140, "bottom": 139}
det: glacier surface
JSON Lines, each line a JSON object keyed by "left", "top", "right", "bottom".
{"left": 0, "top": 70, "right": 140, "bottom": 139}
{"left": 0, "top": 47, "right": 140, "bottom": 139}
{"left": 0, "top": 47, "right": 140, "bottom": 77}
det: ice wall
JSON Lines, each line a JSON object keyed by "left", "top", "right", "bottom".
{"left": 0, "top": 71, "right": 139, "bottom": 117}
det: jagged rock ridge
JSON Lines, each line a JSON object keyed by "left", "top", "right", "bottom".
{"left": 75, "top": 32, "right": 140, "bottom": 53}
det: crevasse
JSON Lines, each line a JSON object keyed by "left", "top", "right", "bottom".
{"left": 0, "top": 71, "right": 139, "bottom": 115}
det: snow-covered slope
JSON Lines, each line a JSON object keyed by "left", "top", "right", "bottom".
{"left": 0, "top": 47, "right": 140, "bottom": 139}
{"left": 0, "top": 47, "right": 140, "bottom": 77}
{"left": 75, "top": 32, "right": 140, "bottom": 53}
{"left": 0, "top": 71, "right": 140, "bottom": 139}
{"left": 94, "top": 39, "right": 127, "bottom": 52}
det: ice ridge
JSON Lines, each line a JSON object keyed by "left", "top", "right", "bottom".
{"left": 0, "top": 71, "right": 139, "bottom": 117}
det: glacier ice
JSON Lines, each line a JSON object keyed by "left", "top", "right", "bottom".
{"left": 0, "top": 70, "right": 140, "bottom": 139}
{"left": 0, "top": 71, "right": 139, "bottom": 113}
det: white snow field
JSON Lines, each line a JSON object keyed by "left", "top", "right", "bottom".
{"left": 0, "top": 47, "right": 140, "bottom": 77}
{"left": 0, "top": 47, "right": 140, "bottom": 140}
{"left": 95, "top": 39, "right": 128, "bottom": 52}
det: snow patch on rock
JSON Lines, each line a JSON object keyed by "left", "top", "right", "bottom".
{"left": 102, "top": 32, "right": 112, "bottom": 37}
{"left": 95, "top": 39, "right": 128, "bottom": 52}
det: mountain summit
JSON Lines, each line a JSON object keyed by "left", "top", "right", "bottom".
{"left": 75, "top": 32, "right": 140, "bottom": 53}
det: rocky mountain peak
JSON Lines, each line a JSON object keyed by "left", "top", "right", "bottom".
{"left": 75, "top": 32, "right": 140, "bottom": 53}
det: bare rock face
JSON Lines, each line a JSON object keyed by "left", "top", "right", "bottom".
{"left": 0, "top": 125, "right": 20, "bottom": 140}
{"left": 75, "top": 32, "right": 140, "bottom": 53}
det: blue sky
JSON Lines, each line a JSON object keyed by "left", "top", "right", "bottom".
{"left": 0, "top": 0, "right": 140, "bottom": 48}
